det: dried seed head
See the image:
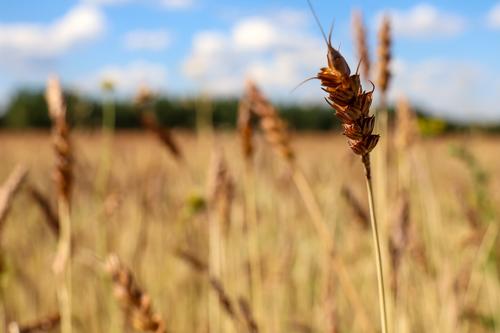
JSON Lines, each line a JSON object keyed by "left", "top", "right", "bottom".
{"left": 238, "top": 82, "right": 254, "bottom": 161}
{"left": 45, "top": 76, "right": 73, "bottom": 204}
{"left": 106, "top": 254, "right": 167, "bottom": 333}
{"left": 245, "top": 81, "right": 294, "bottom": 162}
{"left": 207, "top": 149, "right": 234, "bottom": 233}
{"left": 316, "top": 38, "right": 379, "bottom": 163}
{"left": 376, "top": 16, "right": 392, "bottom": 96}
{"left": 352, "top": 10, "right": 371, "bottom": 81}
{"left": 46, "top": 76, "right": 66, "bottom": 120}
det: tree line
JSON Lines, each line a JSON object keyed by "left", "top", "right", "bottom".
{"left": 0, "top": 89, "right": 498, "bottom": 134}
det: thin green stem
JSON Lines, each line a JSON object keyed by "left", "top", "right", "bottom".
{"left": 364, "top": 155, "right": 389, "bottom": 333}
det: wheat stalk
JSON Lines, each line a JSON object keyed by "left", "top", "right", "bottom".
{"left": 0, "top": 165, "right": 28, "bottom": 234}
{"left": 45, "top": 75, "right": 73, "bottom": 333}
{"left": 314, "top": 20, "right": 388, "bottom": 333}
{"left": 105, "top": 254, "right": 167, "bottom": 333}
{"left": 237, "top": 81, "right": 263, "bottom": 318}
{"left": 352, "top": 10, "right": 371, "bottom": 82}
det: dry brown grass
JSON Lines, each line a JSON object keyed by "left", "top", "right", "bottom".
{"left": 0, "top": 131, "right": 499, "bottom": 332}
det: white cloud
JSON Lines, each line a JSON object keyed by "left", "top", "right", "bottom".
{"left": 389, "top": 58, "right": 500, "bottom": 122}
{"left": 160, "top": 0, "right": 194, "bottom": 10}
{"left": 0, "top": 4, "right": 105, "bottom": 59}
{"left": 377, "top": 4, "right": 466, "bottom": 38}
{"left": 487, "top": 3, "right": 500, "bottom": 29}
{"left": 76, "top": 61, "right": 168, "bottom": 95}
{"left": 124, "top": 29, "right": 171, "bottom": 51}
{"left": 182, "top": 10, "right": 326, "bottom": 98}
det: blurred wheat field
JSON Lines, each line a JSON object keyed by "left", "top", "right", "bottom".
{"left": 0, "top": 130, "right": 499, "bottom": 333}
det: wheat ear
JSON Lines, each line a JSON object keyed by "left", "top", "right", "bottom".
{"left": 316, "top": 28, "right": 388, "bottom": 333}
{"left": 106, "top": 254, "right": 167, "bottom": 333}
{"left": 237, "top": 82, "right": 263, "bottom": 317}
{"left": 352, "top": 10, "right": 371, "bottom": 82}
{"left": 45, "top": 76, "right": 73, "bottom": 333}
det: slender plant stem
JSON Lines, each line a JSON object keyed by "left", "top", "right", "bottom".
{"left": 55, "top": 198, "right": 72, "bottom": 333}
{"left": 364, "top": 156, "right": 389, "bottom": 333}
{"left": 243, "top": 162, "right": 262, "bottom": 316}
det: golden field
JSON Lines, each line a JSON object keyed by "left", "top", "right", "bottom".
{"left": 0, "top": 130, "right": 499, "bottom": 333}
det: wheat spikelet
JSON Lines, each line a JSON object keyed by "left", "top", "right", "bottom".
{"left": 376, "top": 16, "right": 392, "bottom": 102}
{"left": 8, "top": 313, "right": 60, "bottom": 333}
{"left": 135, "top": 86, "right": 182, "bottom": 160}
{"left": 238, "top": 83, "right": 254, "bottom": 161}
{"left": 106, "top": 254, "right": 167, "bottom": 333}
{"left": 352, "top": 10, "right": 371, "bottom": 82}
{"left": 316, "top": 35, "right": 379, "bottom": 176}
{"left": 245, "top": 82, "right": 294, "bottom": 162}
{"left": 27, "top": 185, "right": 59, "bottom": 236}
{"left": 207, "top": 149, "right": 234, "bottom": 234}
{"left": 46, "top": 76, "right": 73, "bottom": 205}
{"left": 0, "top": 165, "right": 28, "bottom": 233}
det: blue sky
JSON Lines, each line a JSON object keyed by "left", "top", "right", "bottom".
{"left": 0, "top": 0, "right": 499, "bottom": 122}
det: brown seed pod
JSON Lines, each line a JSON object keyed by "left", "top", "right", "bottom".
{"left": 45, "top": 76, "right": 73, "bottom": 205}
{"left": 315, "top": 32, "right": 379, "bottom": 169}
{"left": 106, "top": 254, "right": 167, "bottom": 333}
{"left": 376, "top": 16, "right": 392, "bottom": 98}
{"left": 245, "top": 81, "right": 294, "bottom": 162}
{"left": 352, "top": 10, "right": 371, "bottom": 82}
{"left": 238, "top": 83, "right": 255, "bottom": 161}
